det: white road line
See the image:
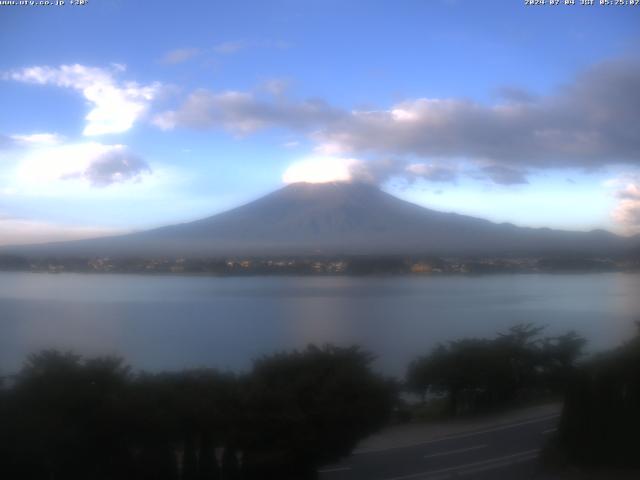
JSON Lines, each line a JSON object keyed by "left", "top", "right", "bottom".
{"left": 542, "top": 428, "right": 557, "bottom": 435}
{"left": 423, "top": 444, "right": 487, "bottom": 460}
{"left": 318, "top": 466, "right": 352, "bottom": 473}
{"left": 457, "top": 450, "right": 539, "bottom": 476}
{"left": 383, "top": 449, "right": 540, "bottom": 480}
{"left": 354, "top": 413, "right": 560, "bottom": 455}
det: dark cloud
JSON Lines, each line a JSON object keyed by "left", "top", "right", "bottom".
{"left": 154, "top": 57, "right": 640, "bottom": 185}
{"left": 154, "top": 90, "right": 343, "bottom": 134}
{"left": 320, "top": 59, "right": 640, "bottom": 169}
{"left": 405, "top": 163, "right": 459, "bottom": 183}
{"left": 481, "top": 165, "right": 529, "bottom": 185}
{"left": 62, "top": 148, "right": 151, "bottom": 187}
{"left": 349, "top": 158, "right": 406, "bottom": 184}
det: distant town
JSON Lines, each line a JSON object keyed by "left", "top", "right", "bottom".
{"left": 0, "top": 254, "right": 638, "bottom": 275}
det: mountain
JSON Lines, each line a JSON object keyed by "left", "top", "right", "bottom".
{"left": 3, "top": 182, "right": 638, "bottom": 258}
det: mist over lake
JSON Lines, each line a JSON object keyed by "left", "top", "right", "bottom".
{"left": 1, "top": 272, "right": 638, "bottom": 377}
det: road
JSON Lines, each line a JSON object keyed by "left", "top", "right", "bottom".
{"left": 319, "top": 408, "right": 560, "bottom": 480}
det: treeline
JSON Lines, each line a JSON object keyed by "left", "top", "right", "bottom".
{"left": 0, "top": 345, "right": 395, "bottom": 480}
{"left": 2, "top": 253, "right": 637, "bottom": 276}
{"left": 2, "top": 325, "right": 638, "bottom": 477}
{"left": 406, "top": 324, "right": 586, "bottom": 416}
{"left": 555, "top": 324, "right": 640, "bottom": 469}
{"left": 405, "top": 323, "right": 640, "bottom": 470}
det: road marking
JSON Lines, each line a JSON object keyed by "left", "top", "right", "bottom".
{"left": 383, "top": 449, "right": 540, "bottom": 480}
{"left": 318, "top": 466, "right": 352, "bottom": 473}
{"left": 423, "top": 444, "right": 487, "bottom": 459}
{"left": 456, "top": 450, "right": 539, "bottom": 477}
{"left": 542, "top": 428, "right": 557, "bottom": 435}
{"left": 354, "top": 413, "right": 560, "bottom": 455}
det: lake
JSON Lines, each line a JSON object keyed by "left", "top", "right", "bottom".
{"left": 0, "top": 272, "right": 639, "bottom": 377}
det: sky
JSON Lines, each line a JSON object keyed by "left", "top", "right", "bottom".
{"left": 1, "top": 0, "right": 639, "bottom": 245}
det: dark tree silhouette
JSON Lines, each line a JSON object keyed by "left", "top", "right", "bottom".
{"left": 407, "top": 325, "right": 586, "bottom": 416}
{"left": 197, "top": 433, "right": 220, "bottom": 480}
{"left": 0, "top": 344, "right": 393, "bottom": 479}
{"left": 557, "top": 324, "right": 640, "bottom": 468}
{"left": 241, "top": 344, "right": 395, "bottom": 479}
{"left": 221, "top": 446, "right": 241, "bottom": 480}
{"left": 4, "top": 351, "right": 133, "bottom": 479}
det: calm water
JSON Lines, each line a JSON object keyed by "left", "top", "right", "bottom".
{"left": 0, "top": 272, "right": 639, "bottom": 377}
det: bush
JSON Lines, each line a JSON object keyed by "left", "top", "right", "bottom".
{"left": 407, "top": 324, "right": 585, "bottom": 416}
{"left": 557, "top": 325, "right": 640, "bottom": 468}
{"left": 0, "top": 345, "right": 394, "bottom": 480}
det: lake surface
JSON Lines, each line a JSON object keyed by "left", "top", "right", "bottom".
{"left": 1, "top": 272, "right": 639, "bottom": 377}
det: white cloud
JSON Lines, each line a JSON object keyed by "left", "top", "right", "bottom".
{"left": 5, "top": 64, "right": 162, "bottom": 136}
{"left": 313, "top": 141, "right": 349, "bottom": 156}
{"left": 612, "top": 178, "right": 640, "bottom": 234}
{"left": 10, "top": 133, "right": 62, "bottom": 146}
{"left": 282, "top": 156, "right": 363, "bottom": 184}
{"left": 14, "top": 142, "right": 151, "bottom": 188}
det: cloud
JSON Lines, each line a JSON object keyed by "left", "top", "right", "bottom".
{"left": 154, "top": 57, "right": 640, "bottom": 186}
{"left": 494, "top": 86, "right": 538, "bottom": 104}
{"left": 4, "top": 64, "right": 162, "bottom": 136}
{"left": 153, "top": 89, "right": 341, "bottom": 134}
{"left": 15, "top": 142, "right": 151, "bottom": 188}
{"left": 480, "top": 165, "right": 529, "bottom": 185}
{"left": 1, "top": 132, "right": 62, "bottom": 149}
{"left": 212, "top": 39, "right": 289, "bottom": 55}
{"left": 161, "top": 48, "right": 200, "bottom": 64}
{"left": 10, "top": 133, "right": 62, "bottom": 146}
{"left": 282, "top": 156, "right": 457, "bottom": 186}
{"left": 405, "top": 163, "right": 458, "bottom": 183}
{"left": 261, "top": 78, "right": 290, "bottom": 96}
{"left": 612, "top": 178, "right": 640, "bottom": 233}
{"left": 0, "top": 216, "right": 123, "bottom": 246}
{"left": 282, "top": 156, "right": 363, "bottom": 184}
{"left": 213, "top": 41, "right": 246, "bottom": 54}
{"left": 318, "top": 58, "right": 640, "bottom": 171}
{"left": 61, "top": 147, "right": 152, "bottom": 187}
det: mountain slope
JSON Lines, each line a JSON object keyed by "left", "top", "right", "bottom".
{"left": 3, "top": 182, "right": 636, "bottom": 257}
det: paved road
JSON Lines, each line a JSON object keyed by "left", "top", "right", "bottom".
{"left": 319, "top": 410, "right": 560, "bottom": 480}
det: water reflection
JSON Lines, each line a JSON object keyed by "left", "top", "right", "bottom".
{"left": 1, "top": 272, "right": 640, "bottom": 376}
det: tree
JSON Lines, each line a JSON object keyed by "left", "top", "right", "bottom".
{"left": 540, "top": 330, "right": 587, "bottom": 393}
{"left": 406, "top": 325, "right": 585, "bottom": 416}
{"left": 0, "top": 345, "right": 394, "bottom": 479}
{"left": 241, "top": 345, "right": 395, "bottom": 479}
{"left": 6, "top": 350, "right": 133, "bottom": 479}
{"left": 557, "top": 324, "right": 640, "bottom": 468}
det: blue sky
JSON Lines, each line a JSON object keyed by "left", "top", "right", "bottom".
{"left": 1, "top": 0, "right": 639, "bottom": 244}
